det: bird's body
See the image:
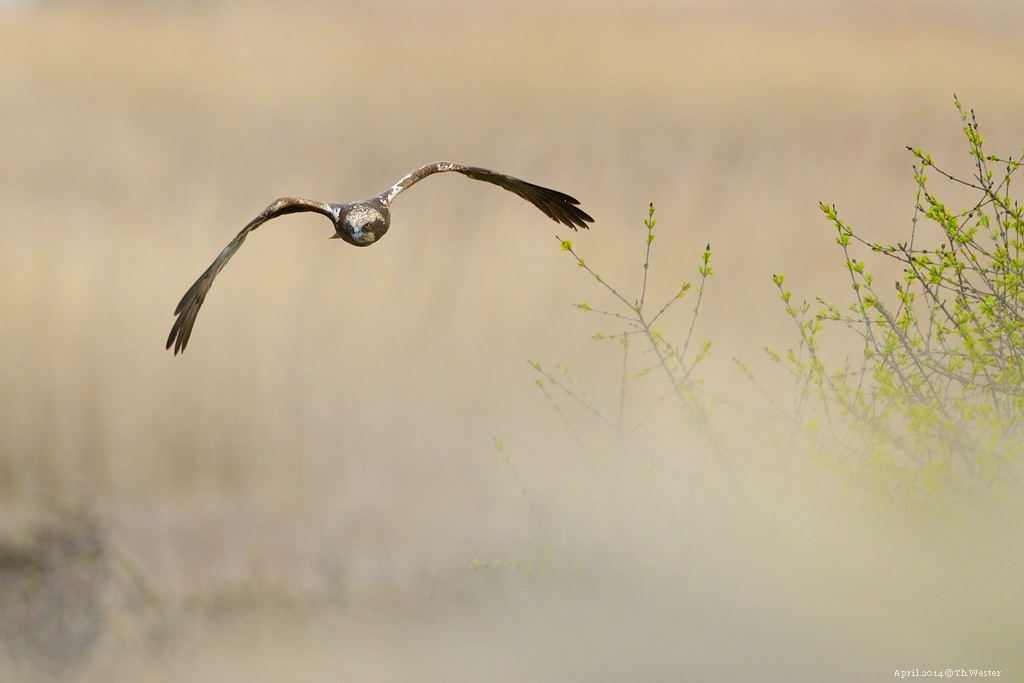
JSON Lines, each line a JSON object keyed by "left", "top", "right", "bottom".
{"left": 167, "top": 162, "right": 592, "bottom": 354}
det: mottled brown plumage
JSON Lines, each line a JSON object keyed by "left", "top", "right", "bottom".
{"left": 167, "top": 162, "right": 592, "bottom": 354}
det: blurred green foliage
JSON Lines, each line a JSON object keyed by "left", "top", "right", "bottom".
{"left": 771, "top": 98, "right": 1024, "bottom": 511}
{"left": 519, "top": 99, "right": 1024, "bottom": 527}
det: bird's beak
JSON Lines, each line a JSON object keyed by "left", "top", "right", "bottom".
{"left": 329, "top": 233, "right": 342, "bottom": 239}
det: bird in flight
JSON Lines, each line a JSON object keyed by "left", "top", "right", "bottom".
{"left": 167, "top": 162, "right": 593, "bottom": 354}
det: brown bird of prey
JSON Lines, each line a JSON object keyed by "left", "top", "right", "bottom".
{"left": 166, "top": 162, "right": 593, "bottom": 354}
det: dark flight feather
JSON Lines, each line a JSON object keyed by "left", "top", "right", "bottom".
{"left": 166, "top": 197, "right": 334, "bottom": 354}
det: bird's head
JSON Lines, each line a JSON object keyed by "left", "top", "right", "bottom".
{"left": 332, "top": 202, "right": 390, "bottom": 247}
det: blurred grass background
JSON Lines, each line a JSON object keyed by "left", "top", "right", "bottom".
{"left": 1, "top": 0, "right": 1023, "bottom": 680}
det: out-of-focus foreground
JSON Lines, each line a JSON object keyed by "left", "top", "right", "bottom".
{"left": 1, "top": 1, "right": 1023, "bottom": 680}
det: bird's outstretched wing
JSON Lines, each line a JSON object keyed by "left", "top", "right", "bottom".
{"left": 383, "top": 162, "right": 593, "bottom": 230}
{"left": 167, "top": 197, "right": 335, "bottom": 354}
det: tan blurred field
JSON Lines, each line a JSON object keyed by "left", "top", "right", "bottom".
{"left": 2, "top": 0, "right": 1024, "bottom": 680}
